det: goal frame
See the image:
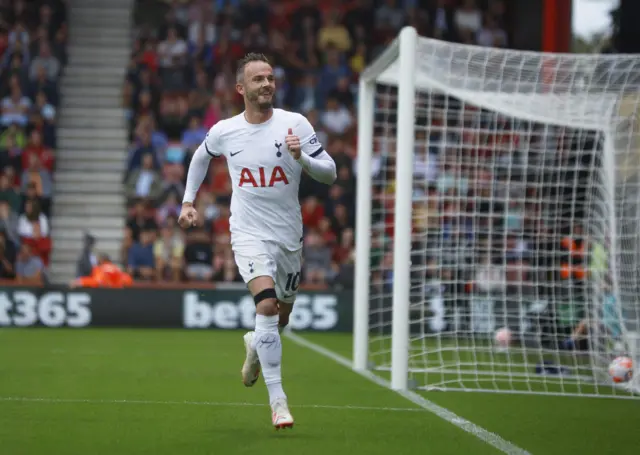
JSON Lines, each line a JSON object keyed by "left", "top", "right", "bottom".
{"left": 354, "top": 26, "right": 638, "bottom": 394}
{"left": 354, "top": 26, "right": 418, "bottom": 390}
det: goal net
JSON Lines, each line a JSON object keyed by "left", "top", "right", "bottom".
{"left": 354, "top": 27, "right": 640, "bottom": 398}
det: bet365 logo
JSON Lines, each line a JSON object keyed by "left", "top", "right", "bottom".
{"left": 0, "top": 291, "right": 92, "bottom": 327}
{"left": 183, "top": 292, "right": 338, "bottom": 330}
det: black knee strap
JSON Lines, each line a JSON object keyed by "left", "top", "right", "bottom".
{"left": 254, "top": 288, "right": 277, "bottom": 305}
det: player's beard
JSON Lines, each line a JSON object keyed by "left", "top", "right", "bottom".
{"left": 248, "top": 88, "right": 273, "bottom": 111}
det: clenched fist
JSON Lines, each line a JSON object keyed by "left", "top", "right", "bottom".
{"left": 285, "top": 127, "right": 301, "bottom": 160}
{"left": 178, "top": 203, "right": 199, "bottom": 229}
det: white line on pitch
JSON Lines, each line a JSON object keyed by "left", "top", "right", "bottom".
{"left": 284, "top": 331, "right": 531, "bottom": 455}
{"left": 0, "top": 396, "right": 425, "bottom": 413}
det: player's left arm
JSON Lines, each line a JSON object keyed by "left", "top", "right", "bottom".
{"left": 286, "top": 116, "right": 337, "bottom": 185}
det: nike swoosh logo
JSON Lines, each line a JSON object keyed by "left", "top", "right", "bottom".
{"left": 230, "top": 150, "right": 243, "bottom": 157}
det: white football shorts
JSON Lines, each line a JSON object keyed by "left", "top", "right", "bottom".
{"left": 233, "top": 240, "right": 302, "bottom": 304}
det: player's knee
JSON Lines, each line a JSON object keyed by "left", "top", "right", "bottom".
{"left": 254, "top": 288, "right": 278, "bottom": 316}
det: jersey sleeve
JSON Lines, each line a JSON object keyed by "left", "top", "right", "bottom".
{"left": 201, "top": 123, "right": 223, "bottom": 157}
{"left": 296, "top": 114, "right": 325, "bottom": 158}
{"left": 183, "top": 124, "right": 221, "bottom": 203}
{"left": 293, "top": 114, "right": 336, "bottom": 185}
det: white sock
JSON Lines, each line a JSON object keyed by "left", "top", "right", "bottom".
{"left": 253, "top": 314, "right": 286, "bottom": 404}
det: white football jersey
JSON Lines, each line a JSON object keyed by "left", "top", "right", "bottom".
{"left": 203, "top": 109, "right": 324, "bottom": 251}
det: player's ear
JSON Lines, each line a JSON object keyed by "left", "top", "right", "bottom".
{"left": 236, "top": 83, "right": 244, "bottom": 96}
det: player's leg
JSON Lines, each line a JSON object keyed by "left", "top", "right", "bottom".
{"left": 273, "top": 245, "right": 302, "bottom": 333}
{"left": 247, "top": 275, "right": 293, "bottom": 428}
{"left": 277, "top": 301, "right": 294, "bottom": 331}
{"left": 272, "top": 250, "right": 301, "bottom": 333}
{"left": 234, "top": 248, "right": 272, "bottom": 387}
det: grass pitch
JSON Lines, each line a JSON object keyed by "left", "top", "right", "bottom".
{"left": 0, "top": 329, "right": 638, "bottom": 454}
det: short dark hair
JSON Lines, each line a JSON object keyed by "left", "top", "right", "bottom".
{"left": 236, "top": 53, "right": 270, "bottom": 83}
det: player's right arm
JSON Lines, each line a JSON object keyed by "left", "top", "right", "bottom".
{"left": 179, "top": 124, "right": 222, "bottom": 229}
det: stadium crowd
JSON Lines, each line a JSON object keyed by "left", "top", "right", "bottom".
{"left": 123, "top": 0, "right": 519, "bottom": 288}
{"left": 0, "top": 0, "right": 66, "bottom": 284}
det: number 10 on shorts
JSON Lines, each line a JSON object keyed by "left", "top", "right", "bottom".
{"left": 285, "top": 272, "right": 300, "bottom": 291}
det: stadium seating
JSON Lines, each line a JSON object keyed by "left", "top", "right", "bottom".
{"left": 0, "top": 0, "right": 67, "bottom": 284}
{"left": 123, "top": 0, "right": 511, "bottom": 286}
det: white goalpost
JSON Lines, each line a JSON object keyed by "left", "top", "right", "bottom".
{"left": 354, "top": 27, "right": 640, "bottom": 397}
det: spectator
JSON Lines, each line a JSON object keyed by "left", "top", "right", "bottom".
{"left": 1, "top": 85, "right": 31, "bottom": 127}
{"left": 332, "top": 227, "right": 354, "bottom": 265}
{"left": 153, "top": 221, "right": 184, "bottom": 281}
{"left": 4, "top": 53, "right": 29, "bottom": 91}
{"left": 455, "top": 0, "right": 482, "bottom": 42}
{"left": 318, "top": 10, "right": 352, "bottom": 53}
{"left": 181, "top": 115, "right": 207, "bottom": 151}
{"left": 301, "top": 196, "right": 325, "bottom": 230}
{"left": 127, "top": 199, "right": 158, "bottom": 242}
{"left": 20, "top": 153, "right": 53, "bottom": 206}
{"left": 157, "top": 27, "right": 188, "bottom": 89}
{"left": 0, "top": 122, "right": 27, "bottom": 149}
{"left": 17, "top": 198, "right": 49, "bottom": 239}
{"left": 329, "top": 76, "right": 354, "bottom": 110}
{"left": 15, "top": 243, "right": 44, "bottom": 284}
{"left": 375, "top": 0, "right": 406, "bottom": 42}
{"left": 317, "top": 48, "right": 350, "bottom": 104}
{"left": 188, "top": 70, "right": 213, "bottom": 117}
{"left": 162, "top": 131, "right": 187, "bottom": 171}
{"left": 183, "top": 228, "right": 214, "bottom": 282}
{"left": 32, "top": 90, "right": 56, "bottom": 125}
{"left": 22, "top": 129, "right": 54, "bottom": 172}
{"left": 37, "top": 4, "right": 57, "bottom": 42}
{"left": 126, "top": 130, "right": 159, "bottom": 180}
{"left": 202, "top": 96, "right": 222, "bottom": 130}
{"left": 0, "top": 199, "right": 19, "bottom": 246}
{"left": 125, "top": 152, "right": 164, "bottom": 205}
{"left": 0, "top": 170, "right": 21, "bottom": 213}
{"left": 217, "top": 255, "right": 243, "bottom": 283}
{"left": 29, "top": 41, "right": 60, "bottom": 81}
{"left": 187, "top": 2, "right": 215, "bottom": 49}
{"left": 320, "top": 96, "right": 353, "bottom": 135}
{"left": 0, "top": 0, "right": 67, "bottom": 282}
{"left": 317, "top": 216, "right": 337, "bottom": 246}
{"left": 127, "top": 226, "right": 156, "bottom": 280}
{"left": 0, "top": 230, "right": 16, "bottom": 279}
{"left": 476, "top": 13, "right": 508, "bottom": 48}
{"left": 7, "top": 21, "right": 29, "bottom": 55}
{"left": 157, "top": 192, "right": 182, "bottom": 225}
{"left": 303, "top": 229, "right": 333, "bottom": 284}
{"left": 29, "top": 26, "right": 50, "bottom": 58}
{"left": 0, "top": 134, "right": 23, "bottom": 171}
{"left": 291, "top": 73, "right": 321, "bottom": 114}
{"left": 430, "top": 0, "right": 457, "bottom": 41}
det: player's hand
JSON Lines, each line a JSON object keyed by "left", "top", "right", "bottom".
{"left": 285, "top": 128, "right": 301, "bottom": 160}
{"left": 178, "top": 203, "right": 199, "bottom": 229}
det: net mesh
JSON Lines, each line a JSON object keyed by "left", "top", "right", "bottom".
{"left": 366, "top": 36, "right": 640, "bottom": 397}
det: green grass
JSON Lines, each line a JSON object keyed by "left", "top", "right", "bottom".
{"left": 0, "top": 329, "right": 638, "bottom": 455}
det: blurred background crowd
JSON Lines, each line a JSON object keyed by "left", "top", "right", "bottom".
{"left": 0, "top": 0, "right": 599, "bottom": 304}
{"left": 0, "top": 0, "right": 66, "bottom": 284}
{"left": 122, "top": 0, "right": 522, "bottom": 289}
